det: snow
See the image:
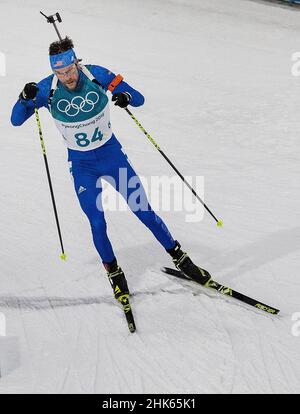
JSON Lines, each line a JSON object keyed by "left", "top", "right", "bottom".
{"left": 0, "top": 0, "right": 300, "bottom": 393}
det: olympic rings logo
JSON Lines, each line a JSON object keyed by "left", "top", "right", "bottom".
{"left": 57, "top": 91, "right": 100, "bottom": 117}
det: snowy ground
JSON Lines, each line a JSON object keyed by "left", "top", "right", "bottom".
{"left": 0, "top": 0, "right": 300, "bottom": 393}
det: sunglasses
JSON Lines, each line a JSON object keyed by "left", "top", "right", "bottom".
{"left": 54, "top": 65, "right": 77, "bottom": 78}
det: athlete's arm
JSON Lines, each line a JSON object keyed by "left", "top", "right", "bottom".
{"left": 11, "top": 75, "right": 53, "bottom": 126}
{"left": 87, "top": 65, "right": 145, "bottom": 107}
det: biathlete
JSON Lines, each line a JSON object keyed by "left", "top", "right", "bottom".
{"left": 11, "top": 37, "right": 210, "bottom": 302}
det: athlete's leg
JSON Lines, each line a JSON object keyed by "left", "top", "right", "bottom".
{"left": 103, "top": 149, "right": 176, "bottom": 250}
{"left": 71, "top": 160, "right": 116, "bottom": 263}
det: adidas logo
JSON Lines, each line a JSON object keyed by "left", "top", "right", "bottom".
{"left": 78, "top": 186, "right": 87, "bottom": 195}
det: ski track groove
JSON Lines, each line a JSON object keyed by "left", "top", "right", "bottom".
{"left": 60, "top": 365, "right": 72, "bottom": 394}
{"left": 102, "top": 311, "right": 125, "bottom": 393}
{"left": 270, "top": 342, "right": 291, "bottom": 393}
{"left": 132, "top": 290, "right": 199, "bottom": 393}
{"left": 0, "top": 272, "right": 283, "bottom": 393}
{"left": 203, "top": 293, "right": 236, "bottom": 393}
{"left": 258, "top": 331, "right": 274, "bottom": 394}
{"left": 92, "top": 319, "right": 100, "bottom": 394}
{"left": 156, "top": 333, "right": 193, "bottom": 392}
{"left": 212, "top": 301, "right": 236, "bottom": 394}
{"left": 164, "top": 272, "right": 266, "bottom": 391}
{"left": 72, "top": 324, "right": 84, "bottom": 391}
{"left": 114, "top": 335, "right": 135, "bottom": 393}
{"left": 272, "top": 342, "right": 300, "bottom": 393}
{"left": 132, "top": 333, "right": 175, "bottom": 393}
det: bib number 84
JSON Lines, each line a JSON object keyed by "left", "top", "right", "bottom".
{"left": 74, "top": 127, "right": 104, "bottom": 148}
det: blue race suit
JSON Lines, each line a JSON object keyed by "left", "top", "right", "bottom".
{"left": 11, "top": 65, "right": 176, "bottom": 263}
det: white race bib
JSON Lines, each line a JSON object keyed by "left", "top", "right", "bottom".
{"left": 54, "top": 104, "right": 112, "bottom": 151}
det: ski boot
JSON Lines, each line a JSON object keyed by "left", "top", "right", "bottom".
{"left": 166, "top": 241, "right": 211, "bottom": 285}
{"left": 104, "top": 259, "right": 130, "bottom": 304}
{"left": 104, "top": 259, "right": 136, "bottom": 333}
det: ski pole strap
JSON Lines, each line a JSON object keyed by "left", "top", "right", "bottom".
{"left": 108, "top": 74, "right": 123, "bottom": 92}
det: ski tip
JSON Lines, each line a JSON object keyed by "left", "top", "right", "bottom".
{"left": 129, "top": 324, "right": 136, "bottom": 333}
{"left": 161, "top": 267, "right": 168, "bottom": 273}
{"left": 217, "top": 220, "right": 223, "bottom": 227}
{"left": 60, "top": 253, "right": 67, "bottom": 261}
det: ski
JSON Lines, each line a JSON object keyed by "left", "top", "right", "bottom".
{"left": 161, "top": 267, "right": 280, "bottom": 315}
{"left": 118, "top": 295, "right": 136, "bottom": 333}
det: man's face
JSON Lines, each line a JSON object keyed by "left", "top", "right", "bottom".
{"left": 54, "top": 64, "right": 79, "bottom": 90}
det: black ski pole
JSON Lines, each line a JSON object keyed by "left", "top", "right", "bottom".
{"left": 125, "top": 108, "right": 223, "bottom": 227}
{"left": 34, "top": 103, "right": 67, "bottom": 260}
{"left": 37, "top": 11, "right": 67, "bottom": 259}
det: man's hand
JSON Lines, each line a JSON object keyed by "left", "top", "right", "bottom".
{"left": 112, "top": 92, "right": 131, "bottom": 108}
{"left": 19, "top": 82, "right": 39, "bottom": 101}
